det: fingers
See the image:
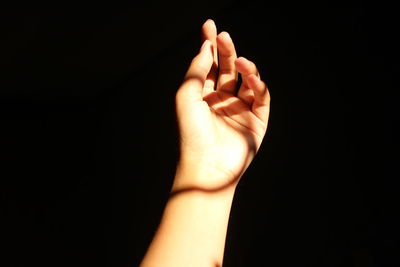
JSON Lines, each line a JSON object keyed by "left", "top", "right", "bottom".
{"left": 235, "top": 57, "right": 259, "bottom": 106}
{"left": 235, "top": 57, "right": 260, "bottom": 81}
{"left": 235, "top": 57, "right": 270, "bottom": 123}
{"left": 201, "top": 19, "right": 218, "bottom": 93}
{"left": 179, "top": 40, "right": 214, "bottom": 102}
{"left": 179, "top": 20, "right": 270, "bottom": 124}
{"left": 247, "top": 74, "right": 270, "bottom": 124}
{"left": 216, "top": 31, "right": 238, "bottom": 94}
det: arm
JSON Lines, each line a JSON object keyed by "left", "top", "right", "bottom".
{"left": 140, "top": 19, "right": 271, "bottom": 267}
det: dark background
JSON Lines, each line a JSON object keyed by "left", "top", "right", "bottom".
{"left": 1, "top": 1, "right": 398, "bottom": 266}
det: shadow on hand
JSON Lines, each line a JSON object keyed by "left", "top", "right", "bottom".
{"left": 171, "top": 77, "right": 260, "bottom": 200}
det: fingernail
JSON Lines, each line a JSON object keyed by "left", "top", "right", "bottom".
{"left": 200, "top": 40, "right": 210, "bottom": 52}
{"left": 223, "top": 31, "right": 230, "bottom": 37}
{"left": 206, "top": 19, "right": 215, "bottom": 25}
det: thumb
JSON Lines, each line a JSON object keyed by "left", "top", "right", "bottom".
{"left": 177, "top": 40, "right": 214, "bottom": 102}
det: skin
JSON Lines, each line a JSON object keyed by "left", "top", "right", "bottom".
{"left": 140, "top": 19, "right": 270, "bottom": 267}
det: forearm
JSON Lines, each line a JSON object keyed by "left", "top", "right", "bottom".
{"left": 140, "top": 166, "right": 236, "bottom": 267}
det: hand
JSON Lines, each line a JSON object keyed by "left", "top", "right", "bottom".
{"left": 174, "top": 20, "right": 270, "bottom": 191}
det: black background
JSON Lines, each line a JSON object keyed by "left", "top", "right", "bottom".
{"left": 1, "top": 1, "right": 398, "bottom": 266}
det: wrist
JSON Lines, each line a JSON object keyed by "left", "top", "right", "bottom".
{"left": 171, "top": 160, "right": 238, "bottom": 196}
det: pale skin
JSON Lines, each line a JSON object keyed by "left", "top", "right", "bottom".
{"left": 140, "top": 19, "right": 270, "bottom": 267}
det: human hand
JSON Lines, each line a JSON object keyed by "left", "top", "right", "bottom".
{"left": 174, "top": 20, "right": 270, "bottom": 191}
